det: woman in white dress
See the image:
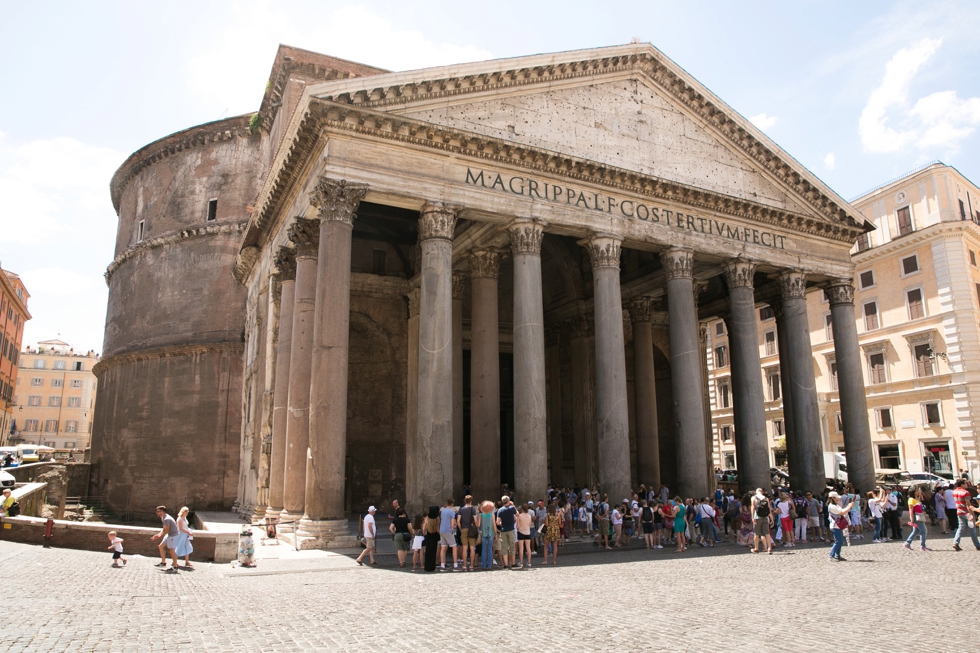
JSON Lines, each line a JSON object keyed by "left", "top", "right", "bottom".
{"left": 174, "top": 506, "right": 194, "bottom": 568}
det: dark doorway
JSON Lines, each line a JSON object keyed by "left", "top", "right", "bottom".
{"left": 461, "top": 349, "right": 515, "bottom": 492}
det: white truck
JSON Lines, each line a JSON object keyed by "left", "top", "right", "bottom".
{"left": 824, "top": 452, "right": 847, "bottom": 484}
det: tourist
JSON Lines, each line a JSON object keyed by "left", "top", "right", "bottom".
{"left": 944, "top": 485, "right": 958, "bottom": 531}
{"left": 478, "top": 500, "right": 497, "bottom": 570}
{"left": 952, "top": 479, "right": 980, "bottom": 551}
{"left": 750, "top": 488, "right": 772, "bottom": 555}
{"left": 534, "top": 500, "right": 548, "bottom": 550}
{"left": 438, "top": 499, "right": 458, "bottom": 571}
{"left": 640, "top": 500, "right": 655, "bottom": 548}
{"left": 792, "top": 491, "right": 809, "bottom": 544}
{"left": 696, "top": 497, "right": 716, "bottom": 547}
{"left": 150, "top": 506, "right": 181, "bottom": 573}
{"left": 775, "top": 492, "right": 794, "bottom": 547}
{"left": 583, "top": 493, "right": 594, "bottom": 535}
{"left": 651, "top": 499, "right": 665, "bottom": 548}
{"left": 935, "top": 488, "right": 948, "bottom": 534}
{"left": 883, "top": 489, "right": 902, "bottom": 541}
{"left": 804, "top": 491, "right": 825, "bottom": 542}
{"left": 356, "top": 505, "right": 377, "bottom": 566}
{"left": 237, "top": 527, "right": 255, "bottom": 567}
{"left": 411, "top": 513, "right": 424, "bottom": 571}
{"left": 390, "top": 507, "right": 414, "bottom": 569}
{"left": 736, "top": 497, "right": 753, "bottom": 547}
{"left": 578, "top": 500, "right": 589, "bottom": 535}
{"left": 423, "top": 506, "right": 440, "bottom": 572}
{"left": 175, "top": 506, "right": 194, "bottom": 568}
{"left": 516, "top": 504, "right": 534, "bottom": 568}
{"left": 496, "top": 496, "right": 518, "bottom": 569}
{"left": 457, "top": 495, "right": 478, "bottom": 571}
{"left": 596, "top": 494, "right": 611, "bottom": 550}
{"left": 903, "top": 487, "right": 930, "bottom": 551}
{"left": 725, "top": 494, "right": 741, "bottom": 544}
{"left": 0, "top": 488, "right": 15, "bottom": 517}
{"left": 610, "top": 502, "right": 623, "bottom": 547}
{"left": 543, "top": 504, "right": 562, "bottom": 565}
{"left": 106, "top": 531, "right": 127, "bottom": 568}
{"left": 673, "top": 496, "right": 688, "bottom": 553}
{"left": 867, "top": 490, "right": 885, "bottom": 543}
{"left": 827, "top": 491, "right": 853, "bottom": 562}
{"left": 846, "top": 484, "right": 864, "bottom": 540}
{"left": 659, "top": 484, "right": 669, "bottom": 504}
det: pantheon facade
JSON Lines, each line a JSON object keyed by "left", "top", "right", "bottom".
{"left": 91, "top": 43, "right": 875, "bottom": 540}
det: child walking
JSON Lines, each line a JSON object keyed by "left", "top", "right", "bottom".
{"left": 107, "top": 531, "right": 127, "bottom": 567}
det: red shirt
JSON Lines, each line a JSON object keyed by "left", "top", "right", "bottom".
{"left": 953, "top": 488, "right": 971, "bottom": 516}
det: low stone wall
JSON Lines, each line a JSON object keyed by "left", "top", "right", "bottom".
{"left": 12, "top": 483, "right": 46, "bottom": 517}
{"left": 0, "top": 516, "right": 238, "bottom": 562}
{"left": 5, "top": 462, "right": 57, "bottom": 483}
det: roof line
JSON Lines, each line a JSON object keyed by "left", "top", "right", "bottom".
{"left": 849, "top": 161, "right": 944, "bottom": 201}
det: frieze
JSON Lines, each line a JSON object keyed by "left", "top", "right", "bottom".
{"left": 308, "top": 177, "right": 368, "bottom": 225}
{"left": 506, "top": 219, "right": 545, "bottom": 255}
{"left": 778, "top": 270, "right": 808, "bottom": 300}
{"left": 583, "top": 234, "right": 622, "bottom": 270}
{"left": 470, "top": 248, "right": 507, "bottom": 279}
{"left": 661, "top": 247, "right": 694, "bottom": 281}
{"left": 721, "top": 258, "right": 758, "bottom": 290}
{"left": 418, "top": 201, "right": 459, "bottom": 241}
{"left": 289, "top": 218, "right": 320, "bottom": 258}
{"left": 825, "top": 281, "right": 855, "bottom": 307}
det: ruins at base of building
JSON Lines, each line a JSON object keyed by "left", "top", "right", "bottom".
{"left": 90, "top": 43, "right": 876, "bottom": 538}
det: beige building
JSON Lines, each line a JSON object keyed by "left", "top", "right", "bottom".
{"left": 709, "top": 162, "right": 980, "bottom": 481}
{"left": 11, "top": 339, "right": 99, "bottom": 452}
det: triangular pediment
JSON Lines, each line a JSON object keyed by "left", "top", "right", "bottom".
{"left": 304, "top": 44, "right": 868, "bottom": 232}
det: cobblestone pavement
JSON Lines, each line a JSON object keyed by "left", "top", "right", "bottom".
{"left": 4, "top": 529, "right": 980, "bottom": 653}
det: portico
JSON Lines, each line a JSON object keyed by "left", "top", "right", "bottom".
{"left": 233, "top": 43, "right": 874, "bottom": 545}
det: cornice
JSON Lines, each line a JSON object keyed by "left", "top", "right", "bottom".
{"left": 852, "top": 220, "right": 980, "bottom": 264}
{"left": 93, "top": 341, "right": 244, "bottom": 378}
{"left": 104, "top": 220, "right": 248, "bottom": 286}
{"left": 109, "top": 115, "right": 256, "bottom": 213}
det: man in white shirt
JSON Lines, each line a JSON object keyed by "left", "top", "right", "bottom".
{"left": 944, "top": 486, "right": 958, "bottom": 530}
{"left": 356, "top": 506, "right": 377, "bottom": 566}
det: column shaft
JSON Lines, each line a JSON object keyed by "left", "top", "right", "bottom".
{"left": 722, "top": 259, "right": 770, "bottom": 494}
{"left": 416, "top": 203, "right": 457, "bottom": 508}
{"left": 281, "top": 220, "right": 318, "bottom": 518}
{"left": 267, "top": 254, "right": 295, "bottom": 515}
{"left": 569, "top": 319, "right": 598, "bottom": 487}
{"left": 628, "top": 299, "right": 660, "bottom": 489}
{"left": 663, "top": 247, "right": 710, "bottom": 499}
{"left": 469, "top": 249, "right": 504, "bottom": 502}
{"left": 405, "top": 289, "right": 420, "bottom": 510}
{"left": 779, "top": 271, "right": 824, "bottom": 496}
{"left": 509, "top": 220, "right": 548, "bottom": 502}
{"left": 584, "top": 235, "right": 631, "bottom": 503}
{"left": 829, "top": 282, "right": 875, "bottom": 493}
{"left": 452, "top": 272, "right": 465, "bottom": 503}
{"left": 775, "top": 301, "right": 797, "bottom": 478}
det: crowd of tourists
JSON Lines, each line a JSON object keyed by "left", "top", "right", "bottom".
{"left": 363, "top": 477, "right": 980, "bottom": 570}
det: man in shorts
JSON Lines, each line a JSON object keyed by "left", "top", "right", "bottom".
{"left": 805, "top": 491, "right": 824, "bottom": 542}
{"left": 496, "top": 496, "right": 518, "bottom": 569}
{"left": 457, "top": 495, "right": 478, "bottom": 570}
{"left": 150, "top": 506, "right": 181, "bottom": 573}
{"left": 356, "top": 506, "right": 377, "bottom": 566}
{"left": 751, "top": 489, "right": 773, "bottom": 554}
{"left": 439, "top": 498, "right": 459, "bottom": 570}
{"left": 596, "top": 494, "right": 611, "bottom": 550}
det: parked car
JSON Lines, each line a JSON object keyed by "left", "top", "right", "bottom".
{"left": 0, "top": 469, "right": 15, "bottom": 489}
{"left": 771, "top": 467, "right": 790, "bottom": 488}
{"left": 876, "top": 470, "right": 927, "bottom": 494}
{"left": 909, "top": 472, "right": 950, "bottom": 491}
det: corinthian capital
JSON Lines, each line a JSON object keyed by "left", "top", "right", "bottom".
{"left": 273, "top": 246, "right": 297, "bottom": 281}
{"left": 826, "top": 280, "right": 855, "bottom": 306}
{"left": 506, "top": 218, "right": 546, "bottom": 255}
{"left": 418, "top": 201, "right": 460, "bottom": 241}
{"left": 308, "top": 177, "right": 368, "bottom": 225}
{"left": 777, "top": 269, "right": 808, "bottom": 300}
{"left": 661, "top": 247, "right": 694, "bottom": 281}
{"left": 452, "top": 271, "right": 468, "bottom": 300}
{"left": 581, "top": 233, "right": 623, "bottom": 270}
{"left": 627, "top": 296, "right": 659, "bottom": 324}
{"left": 470, "top": 248, "right": 507, "bottom": 279}
{"left": 288, "top": 218, "right": 320, "bottom": 258}
{"left": 721, "top": 257, "right": 757, "bottom": 290}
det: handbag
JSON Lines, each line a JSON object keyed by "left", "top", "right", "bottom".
{"left": 835, "top": 516, "right": 849, "bottom": 531}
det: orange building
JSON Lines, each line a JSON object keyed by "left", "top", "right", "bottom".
{"left": 1, "top": 267, "right": 31, "bottom": 442}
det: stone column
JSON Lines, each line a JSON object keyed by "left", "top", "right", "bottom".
{"left": 405, "top": 288, "right": 420, "bottom": 511}
{"left": 416, "top": 202, "right": 458, "bottom": 509}
{"left": 582, "top": 234, "right": 631, "bottom": 503}
{"left": 772, "top": 298, "right": 797, "bottom": 478}
{"left": 281, "top": 218, "right": 319, "bottom": 520}
{"left": 266, "top": 247, "right": 296, "bottom": 517}
{"left": 627, "top": 297, "right": 661, "bottom": 489}
{"left": 778, "top": 270, "right": 824, "bottom": 496}
{"left": 508, "top": 219, "right": 548, "bottom": 502}
{"left": 298, "top": 178, "right": 366, "bottom": 546}
{"left": 544, "top": 325, "right": 562, "bottom": 486}
{"left": 469, "top": 248, "right": 505, "bottom": 502}
{"left": 662, "top": 247, "right": 710, "bottom": 499}
{"left": 452, "top": 271, "right": 466, "bottom": 503}
{"left": 568, "top": 315, "right": 598, "bottom": 487}
{"left": 721, "top": 258, "right": 770, "bottom": 494}
{"left": 828, "top": 280, "right": 875, "bottom": 493}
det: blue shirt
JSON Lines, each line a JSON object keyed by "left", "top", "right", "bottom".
{"left": 497, "top": 505, "right": 517, "bottom": 532}
{"left": 439, "top": 507, "right": 456, "bottom": 534}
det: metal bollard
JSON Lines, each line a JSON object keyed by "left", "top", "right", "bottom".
{"left": 43, "top": 518, "right": 54, "bottom": 548}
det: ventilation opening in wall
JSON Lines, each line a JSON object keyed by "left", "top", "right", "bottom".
{"left": 207, "top": 198, "right": 218, "bottom": 222}
{"left": 137, "top": 220, "right": 145, "bottom": 243}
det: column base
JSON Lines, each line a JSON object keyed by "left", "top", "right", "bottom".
{"left": 264, "top": 506, "right": 284, "bottom": 520}
{"left": 295, "top": 518, "right": 357, "bottom": 549}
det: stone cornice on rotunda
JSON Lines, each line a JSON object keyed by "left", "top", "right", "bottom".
{"left": 234, "top": 43, "right": 875, "bottom": 282}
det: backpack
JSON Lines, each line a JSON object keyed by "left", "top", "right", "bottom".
{"left": 597, "top": 502, "right": 608, "bottom": 517}
{"left": 755, "top": 498, "right": 770, "bottom": 518}
{"left": 641, "top": 506, "right": 653, "bottom": 522}
{"left": 694, "top": 507, "right": 702, "bottom": 525}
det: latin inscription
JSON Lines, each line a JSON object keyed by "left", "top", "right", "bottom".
{"left": 465, "top": 168, "right": 787, "bottom": 250}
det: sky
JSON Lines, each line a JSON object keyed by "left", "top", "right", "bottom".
{"left": 1, "top": 0, "right": 979, "bottom": 354}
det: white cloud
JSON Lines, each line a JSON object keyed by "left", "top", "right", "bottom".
{"left": 911, "top": 89, "right": 980, "bottom": 149}
{"left": 824, "top": 152, "right": 836, "bottom": 170}
{"left": 749, "top": 113, "right": 777, "bottom": 130}
{"left": 0, "top": 136, "right": 122, "bottom": 352}
{"left": 186, "top": 2, "right": 494, "bottom": 121}
{"left": 859, "top": 38, "right": 941, "bottom": 153}
{"left": 0, "top": 129, "right": 6, "bottom": 138}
